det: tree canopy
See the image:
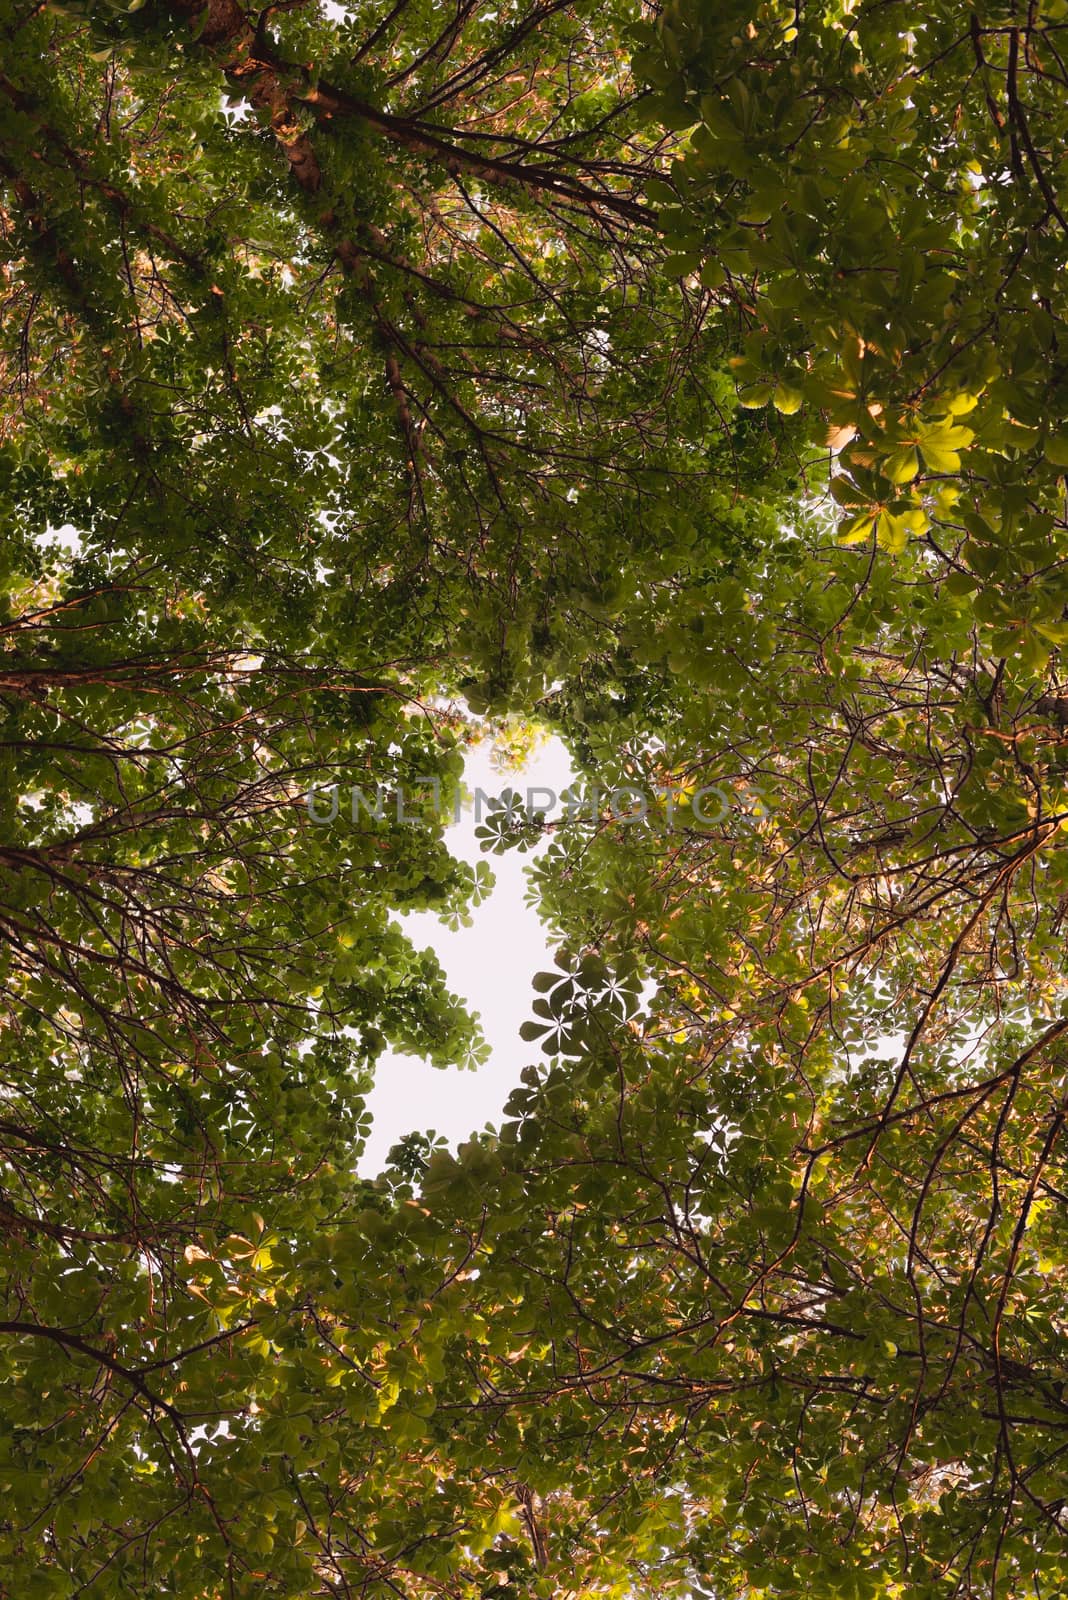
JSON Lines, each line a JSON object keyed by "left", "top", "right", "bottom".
{"left": 1, "top": 0, "right": 1068, "bottom": 1597}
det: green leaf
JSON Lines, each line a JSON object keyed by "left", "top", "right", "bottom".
{"left": 772, "top": 383, "right": 803, "bottom": 416}
{"left": 1045, "top": 431, "right": 1068, "bottom": 468}
{"left": 882, "top": 446, "right": 919, "bottom": 485}
{"left": 737, "top": 382, "right": 775, "bottom": 409}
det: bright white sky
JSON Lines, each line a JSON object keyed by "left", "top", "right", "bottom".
{"left": 358, "top": 734, "right": 575, "bottom": 1172}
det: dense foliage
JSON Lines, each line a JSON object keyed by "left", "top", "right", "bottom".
{"left": 1, "top": 0, "right": 1067, "bottom": 1597}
